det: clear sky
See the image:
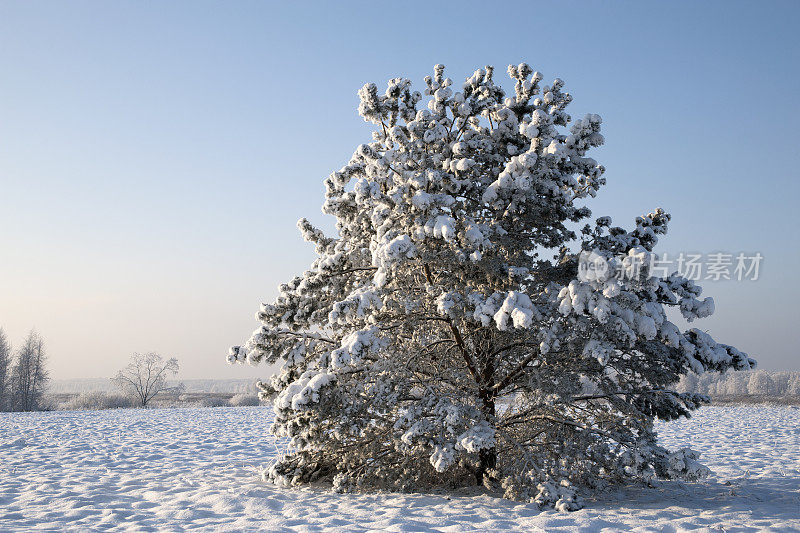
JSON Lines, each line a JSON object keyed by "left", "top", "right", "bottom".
{"left": 1, "top": 0, "right": 798, "bottom": 379}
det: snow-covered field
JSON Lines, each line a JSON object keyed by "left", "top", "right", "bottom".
{"left": 1, "top": 406, "right": 798, "bottom": 532}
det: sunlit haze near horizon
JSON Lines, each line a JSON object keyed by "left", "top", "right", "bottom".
{"left": 1, "top": 0, "right": 798, "bottom": 379}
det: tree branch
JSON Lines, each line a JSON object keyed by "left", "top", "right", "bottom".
{"left": 422, "top": 263, "right": 481, "bottom": 382}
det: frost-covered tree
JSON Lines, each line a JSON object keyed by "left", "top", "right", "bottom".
{"left": 788, "top": 374, "right": 800, "bottom": 396}
{"left": 10, "top": 330, "right": 49, "bottom": 412}
{"left": 771, "top": 372, "right": 791, "bottom": 395}
{"left": 747, "top": 370, "right": 775, "bottom": 395}
{"left": 677, "top": 370, "right": 800, "bottom": 396}
{"left": 0, "top": 328, "right": 11, "bottom": 411}
{"left": 113, "top": 352, "right": 181, "bottom": 407}
{"left": 230, "top": 63, "right": 754, "bottom": 508}
{"left": 676, "top": 371, "right": 699, "bottom": 394}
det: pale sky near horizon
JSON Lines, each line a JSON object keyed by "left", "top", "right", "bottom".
{"left": 1, "top": 0, "right": 799, "bottom": 380}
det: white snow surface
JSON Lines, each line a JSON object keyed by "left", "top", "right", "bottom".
{"left": 1, "top": 405, "right": 798, "bottom": 532}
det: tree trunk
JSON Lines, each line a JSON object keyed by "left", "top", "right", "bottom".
{"left": 476, "top": 352, "right": 497, "bottom": 485}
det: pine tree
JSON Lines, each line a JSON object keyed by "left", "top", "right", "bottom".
{"left": 0, "top": 328, "right": 11, "bottom": 411}
{"left": 229, "top": 63, "right": 754, "bottom": 508}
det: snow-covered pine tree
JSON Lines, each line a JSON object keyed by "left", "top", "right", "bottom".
{"left": 230, "top": 63, "right": 754, "bottom": 509}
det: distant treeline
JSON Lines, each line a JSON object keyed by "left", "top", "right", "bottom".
{"left": 675, "top": 369, "right": 800, "bottom": 397}
{"left": 48, "top": 378, "right": 258, "bottom": 395}
{"left": 0, "top": 329, "right": 50, "bottom": 412}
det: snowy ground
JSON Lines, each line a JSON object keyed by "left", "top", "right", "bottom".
{"left": 1, "top": 406, "right": 798, "bottom": 532}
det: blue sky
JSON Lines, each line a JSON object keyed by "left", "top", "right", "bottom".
{"left": 1, "top": 0, "right": 798, "bottom": 378}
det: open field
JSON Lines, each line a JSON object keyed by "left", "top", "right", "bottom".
{"left": 1, "top": 405, "right": 798, "bottom": 532}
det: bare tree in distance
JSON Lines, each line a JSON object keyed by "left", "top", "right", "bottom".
{"left": 10, "top": 330, "right": 49, "bottom": 412}
{"left": 0, "top": 328, "right": 11, "bottom": 411}
{"left": 113, "top": 352, "right": 181, "bottom": 407}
